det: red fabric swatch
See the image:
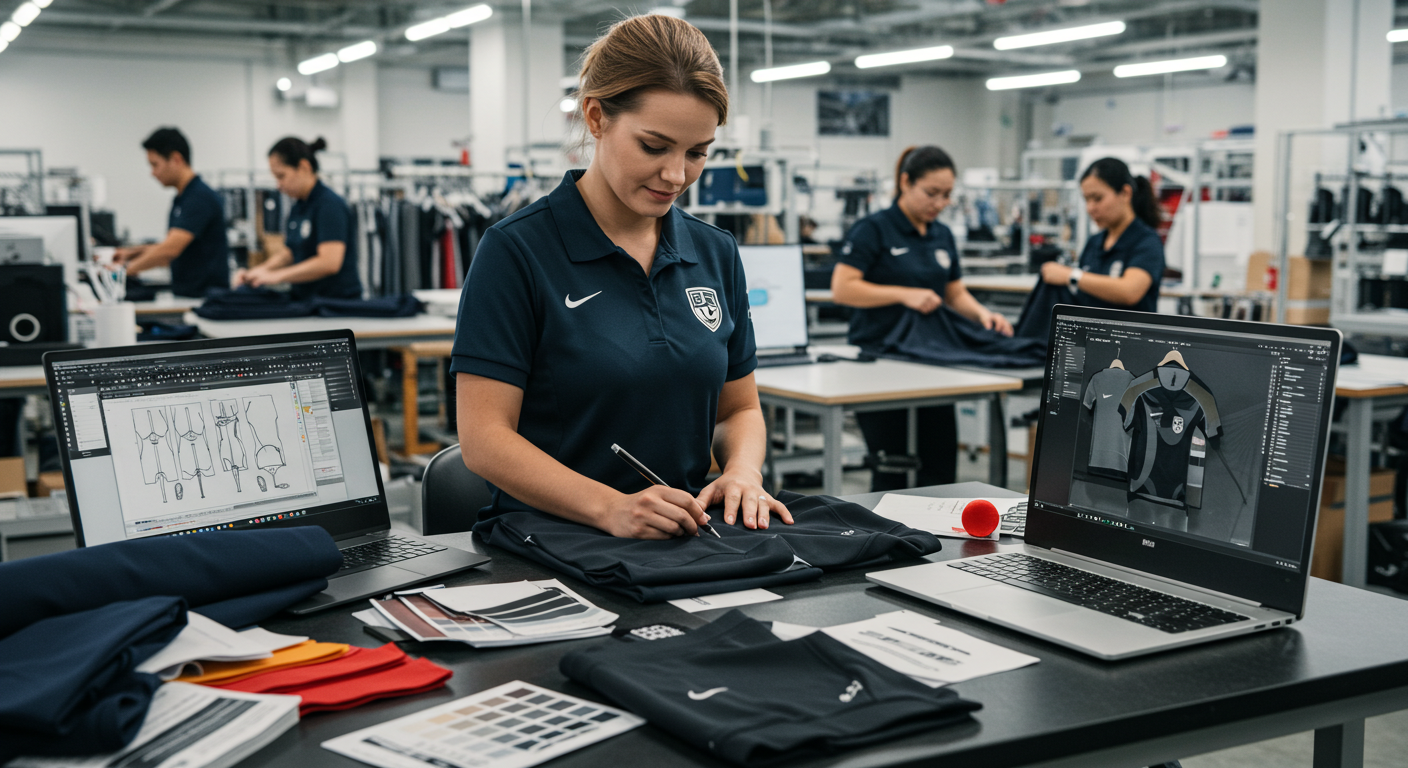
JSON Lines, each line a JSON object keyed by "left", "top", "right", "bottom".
{"left": 213, "top": 643, "right": 405, "bottom": 694}
{"left": 296, "top": 656, "right": 452, "bottom": 715}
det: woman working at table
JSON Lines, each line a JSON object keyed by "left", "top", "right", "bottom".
{"left": 829, "top": 145, "right": 1013, "bottom": 492}
{"left": 234, "top": 137, "right": 363, "bottom": 300}
{"left": 449, "top": 14, "right": 792, "bottom": 539}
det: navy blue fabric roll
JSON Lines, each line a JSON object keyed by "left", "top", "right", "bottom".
{"left": 0, "top": 596, "right": 183, "bottom": 762}
{"left": 196, "top": 578, "right": 330, "bottom": 629}
{"left": 0, "top": 527, "right": 341, "bottom": 640}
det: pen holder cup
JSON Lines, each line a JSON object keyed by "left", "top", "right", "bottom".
{"left": 92, "top": 302, "right": 137, "bottom": 348}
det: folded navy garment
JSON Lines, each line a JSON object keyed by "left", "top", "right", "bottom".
{"left": 196, "top": 578, "right": 331, "bottom": 630}
{"left": 313, "top": 294, "right": 423, "bottom": 318}
{"left": 194, "top": 288, "right": 424, "bottom": 320}
{"left": 1012, "top": 281, "right": 1076, "bottom": 342}
{"left": 473, "top": 492, "right": 940, "bottom": 602}
{"left": 872, "top": 306, "right": 1048, "bottom": 368}
{"left": 561, "top": 610, "right": 981, "bottom": 766}
{"left": 0, "top": 526, "right": 342, "bottom": 639}
{"left": 0, "top": 596, "right": 183, "bottom": 762}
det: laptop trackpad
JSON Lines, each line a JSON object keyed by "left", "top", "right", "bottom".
{"left": 330, "top": 565, "right": 425, "bottom": 595}
{"left": 948, "top": 584, "right": 1082, "bottom": 620}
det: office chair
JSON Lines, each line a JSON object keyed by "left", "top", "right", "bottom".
{"left": 420, "top": 444, "right": 494, "bottom": 535}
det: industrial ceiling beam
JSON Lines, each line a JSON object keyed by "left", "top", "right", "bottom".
{"left": 35, "top": 9, "right": 380, "bottom": 37}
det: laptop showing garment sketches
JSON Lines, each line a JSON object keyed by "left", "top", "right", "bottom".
{"left": 869, "top": 305, "right": 1341, "bottom": 659}
{"left": 739, "top": 245, "right": 812, "bottom": 367}
{"left": 43, "top": 330, "right": 490, "bottom": 614}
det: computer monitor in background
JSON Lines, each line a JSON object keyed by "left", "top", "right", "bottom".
{"left": 738, "top": 245, "right": 809, "bottom": 352}
{"left": 0, "top": 215, "right": 82, "bottom": 285}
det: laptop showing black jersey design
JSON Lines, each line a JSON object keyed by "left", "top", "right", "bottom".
{"left": 739, "top": 245, "right": 813, "bottom": 367}
{"left": 869, "top": 306, "right": 1341, "bottom": 659}
{"left": 44, "top": 330, "right": 489, "bottom": 614}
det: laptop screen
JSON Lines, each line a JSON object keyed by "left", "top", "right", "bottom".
{"left": 48, "top": 334, "right": 386, "bottom": 545}
{"left": 1029, "top": 308, "right": 1338, "bottom": 609}
{"left": 739, "top": 245, "right": 808, "bottom": 352}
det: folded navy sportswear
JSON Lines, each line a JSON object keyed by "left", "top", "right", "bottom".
{"left": 473, "top": 491, "right": 941, "bottom": 602}
{"left": 0, "top": 527, "right": 342, "bottom": 639}
{"left": 194, "top": 288, "right": 423, "bottom": 320}
{"left": 873, "top": 306, "right": 1048, "bottom": 368}
{"left": 561, "top": 610, "right": 981, "bottom": 766}
{"left": 0, "top": 596, "right": 184, "bottom": 761}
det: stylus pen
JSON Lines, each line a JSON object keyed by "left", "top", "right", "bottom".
{"left": 610, "top": 443, "right": 721, "bottom": 538}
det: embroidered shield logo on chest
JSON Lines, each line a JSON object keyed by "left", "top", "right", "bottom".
{"left": 935, "top": 249, "right": 951, "bottom": 270}
{"left": 1172, "top": 415, "right": 1184, "bottom": 434}
{"left": 686, "top": 286, "right": 722, "bottom": 332}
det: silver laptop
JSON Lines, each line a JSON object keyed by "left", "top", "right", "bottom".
{"left": 739, "top": 245, "right": 813, "bottom": 367}
{"left": 44, "top": 330, "right": 490, "bottom": 614}
{"left": 869, "top": 306, "right": 1341, "bottom": 660}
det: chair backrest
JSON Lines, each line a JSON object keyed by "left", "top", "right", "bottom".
{"left": 420, "top": 444, "right": 494, "bottom": 535}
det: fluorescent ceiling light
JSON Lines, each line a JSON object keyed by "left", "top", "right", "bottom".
{"left": 1389, "top": 28, "right": 1408, "bottom": 43}
{"left": 445, "top": 4, "right": 492, "bottom": 28}
{"left": 855, "top": 45, "right": 953, "bottom": 69}
{"left": 750, "top": 60, "right": 831, "bottom": 83}
{"left": 0, "top": 21, "right": 20, "bottom": 41}
{"left": 11, "top": 2, "right": 40, "bottom": 27}
{"left": 986, "top": 69, "right": 1081, "bottom": 90}
{"left": 1114, "top": 54, "right": 1227, "bottom": 78}
{"left": 32, "top": 0, "right": 50, "bottom": 8}
{"left": 297, "top": 53, "right": 339, "bottom": 75}
{"left": 337, "top": 40, "right": 377, "bottom": 62}
{"left": 276, "top": 77, "right": 292, "bottom": 92}
{"left": 0, "top": 40, "right": 7, "bottom": 53}
{"left": 559, "top": 96, "right": 577, "bottom": 113}
{"left": 406, "top": 18, "right": 450, "bottom": 41}
{"left": 994, "top": 21, "right": 1125, "bottom": 50}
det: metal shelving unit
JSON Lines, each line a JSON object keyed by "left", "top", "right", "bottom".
{"left": 0, "top": 149, "right": 45, "bottom": 215}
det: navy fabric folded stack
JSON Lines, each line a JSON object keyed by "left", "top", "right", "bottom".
{"left": 193, "top": 288, "right": 423, "bottom": 320}
{"left": 0, "top": 527, "right": 342, "bottom": 763}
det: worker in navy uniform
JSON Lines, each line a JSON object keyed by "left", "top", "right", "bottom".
{"left": 450, "top": 14, "right": 793, "bottom": 539}
{"left": 1040, "top": 156, "right": 1165, "bottom": 313}
{"left": 830, "top": 145, "right": 1014, "bottom": 492}
{"left": 234, "top": 136, "right": 361, "bottom": 300}
{"left": 113, "top": 127, "right": 229, "bottom": 297}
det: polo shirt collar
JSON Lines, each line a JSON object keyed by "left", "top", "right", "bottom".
{"left": 549, "top": 170, "right": 695, "bottom": 265}
{"left": 883, "top": 202, "right": 928, "bottom": 239}
{"left": 175, "top": 174, "right": 203, "bottom": 201}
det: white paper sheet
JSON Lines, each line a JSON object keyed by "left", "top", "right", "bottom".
{"left": 872, "top": 495, "right": 1025, "bottom": 540}
{"left": 667, "top": 588, "right": 783, "bottom": 613}
{"left": 136, "top": 613, "right": 307, "bottom": 681}
{"left": 822, "top": 611, "right": 1039, "bottom": 686}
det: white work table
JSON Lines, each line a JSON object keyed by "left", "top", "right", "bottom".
{"left": 1333, "top": 353, "right": 1408, "bottom": 587}
{"left": 184, "top": 312, "right": 458, "bottom": 350}
{"left": 0, "top": 365, "right": 47, "bottom": 397}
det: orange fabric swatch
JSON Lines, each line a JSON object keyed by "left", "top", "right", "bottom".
{"left": 212, "top": 644, "right": 406, "bottom": 694}
{"left": 175, "top": 640, "right": 350, "bottom": 685}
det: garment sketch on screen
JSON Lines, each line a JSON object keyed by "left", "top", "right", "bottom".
{"left": 243, "top": 395, "right": 289, "bottom": 490}
{"left": 1119, "top": 351, "right": 1221, "bottom": 513}
{"left": 170, "top": 403, "right": 216, "bottom": 499}
{"left": 1082, "top": 354, "right": 1134, "bottom": 477}
{"left": 132, "top": 408, "right": 178, "bottom": 502}
{"left": 211, "top": 399, "right": 249, "bottom": 492}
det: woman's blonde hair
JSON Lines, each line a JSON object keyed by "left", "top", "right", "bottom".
{"left": 574, "top": 14, "right": 729, "bottom": 128}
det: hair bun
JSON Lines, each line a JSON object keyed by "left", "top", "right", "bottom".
{"left": 309, "top": 137, "right": 328, "bottom": 153}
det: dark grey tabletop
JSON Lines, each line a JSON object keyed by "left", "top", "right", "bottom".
{"left": 244, "top": 482, "right": 1408, "bottom": 768}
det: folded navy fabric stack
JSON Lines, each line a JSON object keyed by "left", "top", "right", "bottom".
{"left": 193, "top": 288, "right": 423, "bottom": 320}
{"left": 473, "top": 491, "right": 942, "bottom": 602}
{"left": 872, "top": 306, "right": 1049, "bottom": 368}
{"left": 0, "top": 527, "right": 343, "bottom": 763}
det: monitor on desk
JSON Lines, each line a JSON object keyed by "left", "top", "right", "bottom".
{"left": 0, "top": 215, "right": 82, "bottom": 285}
{"left": 738, "top": 245, "right": 808, "bottom": 352}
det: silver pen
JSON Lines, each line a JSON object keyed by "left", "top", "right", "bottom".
{"left": 610, "top": 443, "right": 721, "bottom": 538}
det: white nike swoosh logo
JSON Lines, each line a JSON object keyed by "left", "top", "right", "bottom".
{"left": 687, "top": 687, "right": 728, "bottom": 700}
{"left": 565, "top": 291, "right": 602, "bottom": 309}
{"left": 1102, "top": 394, "right": 1112, "bottom": 398}
{"left": 890, "top": 247, "right": 909, "bottom": 256}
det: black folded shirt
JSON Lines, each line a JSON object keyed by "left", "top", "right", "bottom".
{"left": 561, "top": 610, "right": 981, "bottom": 766}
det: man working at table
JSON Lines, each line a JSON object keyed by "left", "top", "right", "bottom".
{"left": 112, "top": 127, "right": 230, "bottom": 298}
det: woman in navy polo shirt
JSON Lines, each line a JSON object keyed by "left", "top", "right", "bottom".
{"left": 234, "top": 136, "right": 362, "bottom": 300}
{"left": 830, "top": 145, "right": 1013, "bottom": 492}
{"left": 450, "top": 14, "right": 792, "bottom": 539}
{"left": 1040, "top": 157, "right": 1165, "bottom": 312}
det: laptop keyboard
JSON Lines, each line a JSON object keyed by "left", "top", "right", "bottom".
{"left": 338, "top": 535, "right": 446, "bottom": 572}
{"left": 949, "top": 553, "right": 1250, "bottom": 633}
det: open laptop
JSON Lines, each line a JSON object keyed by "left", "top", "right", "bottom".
{"left": 43, "top": 330, "right": 490, "bottom": 614}
{"left": 869, "top": 305, "right": 1341, "bottom": 659}
{"left": 739, "top": 245, "right": 812, "bottom": 367}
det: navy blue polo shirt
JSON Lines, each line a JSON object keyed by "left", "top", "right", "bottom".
{"left": 167, "top": 175, "right": 229, "bottom": 297}
{"left": 449, "top": 170, "right": 757, "bottom": 517}
{"left": 1075, "top": 217, "right": 1165, "bottom": 313}
{"left": 284, "top": 180, "right": 361, "bottom": 300}
{"left": 838, "top": 203, "right": 962, "bottom": 349}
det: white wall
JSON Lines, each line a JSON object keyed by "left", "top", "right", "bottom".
{"left": 1044, "top": 81, "right": 1256, "bottom": 147}
{"left": 378, "top": 66, "right": 471, "bottom": 161}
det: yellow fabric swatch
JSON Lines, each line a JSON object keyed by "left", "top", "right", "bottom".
{"left": 176, "top": 640, "right": 350, "bottom": 685}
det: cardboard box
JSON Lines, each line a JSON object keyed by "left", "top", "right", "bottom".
{"left": 0, "top": 457, "right": 24, "bottom": 499}
{"left": 1246, "top": 251, "right": 1333, "bottom": 300}
{"left": 1311, "top": 459, "right": 1397, "bottom": 582}
{"left": 34, "top": 471, "right": 65, "bottom": 498}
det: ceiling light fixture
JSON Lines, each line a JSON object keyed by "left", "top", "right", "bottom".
{"left": 0, "top": 21, "right": 20, "bottom": 41}
{"left": 985, "top": 69, "right": 1081, "bottom": 90}
{"left": 855, "top": 45, "right": 954, "bottom": 69}
{"left": 297, "top": 53, "right": 339, "bottom": 75}
{"left": 1114, "top": 54, "right": 1227, "bottom": 78}
{"left": 994, "top": 21, "right": 1125, "bottom": 50}
{"left": 276, "top": 77, "right": 292, "bottom": 92}
{"left": 32, "top": 0, "right": 50, "bottom": 7}
{"left": 337, "top": 40, "right": 377, "bottom": 63}
{"left": 750, "top": 60, "right": 831, "bottom": 83}
{"left": 11, "top": 2, "right": 40, "bottom": 27}
{"left": 0, "top": 40, "right": 8, "bottom": 53}
{"left": 406, "top": 4, "right": 492, "bottom": 41}
{"left": 1389, "top": 28, "right": 1408, "bottom": 43}
{"left": 405, "top": 19, "right": 450, "bottom": 41}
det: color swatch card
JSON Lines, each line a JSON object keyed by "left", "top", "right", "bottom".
{"left": 368, "top": 580, "right": 615, "bottom": 648}
{"left": 322, "top": 681, "right": 644, "bottom": 768}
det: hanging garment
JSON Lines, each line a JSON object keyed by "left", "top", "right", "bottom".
{"left": 1083, "top": 367, "right": 1135, "bottom": 474}
{"left": 472, "top": 491, "right": 942, "bottom": 602}
{"left": 872, "top": 307, "right": 1048, "bottom": 368}
{"left": 560, "top": 610, "right": 981, "bottom": 767}
{"left": 1120, "top": 363, "right": 1222, "bottom": 509}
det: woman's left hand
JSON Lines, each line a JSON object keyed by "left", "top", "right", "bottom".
{"left": 982, "top": 310, "right": 1014, "bottom": 337}
{"left": 695, "top": 467, "right": 794, "bottom": 530}
{"left": 1040, "top": 262, "right": 1072, "bottom": 286}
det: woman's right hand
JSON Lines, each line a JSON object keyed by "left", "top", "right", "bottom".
{"left": 901, "top": 288, "right": 943, "bottom": 314}
{"left": 599, "top": 486, "right": 711, "bottom": 539}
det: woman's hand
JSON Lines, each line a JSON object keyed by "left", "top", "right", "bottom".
{"left": 1041, "top": 262, "right": 1073, "bottom": 286}
{"left": 900, "top": 288, "right": 943, "bottom": 314}
{"left": 695, "top": 467, "right": 794, "bottom": 530}
{"left": 236, "top": 266, "right": 280, "bottom": 288}
{"left": 981, "top": 310, "right": 1014, "bottom": 337}
{"left": 600, "top": 485, "right": 710, "bottom": 539}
